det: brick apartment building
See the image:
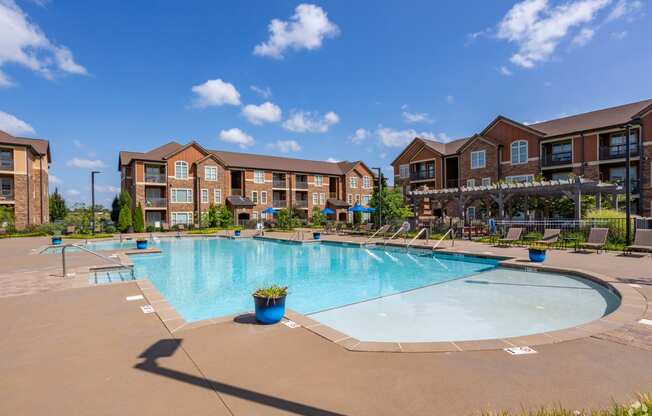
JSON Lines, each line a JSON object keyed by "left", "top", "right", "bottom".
{"left": 118, "top": 141, "right": 375, "bottom": 227}
{"left": 391, "top": 99, "right": 652, "bottom": 219}
{"left": 0, "top": 130, "right": 51, "bottom": 229}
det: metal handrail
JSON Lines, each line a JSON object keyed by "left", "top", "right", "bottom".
{"left": 61, "top": 243, "right": 134, "bottom": 279}
{"left": 432, "top": 228, "right": 453, "bottom": 251}
{"left": 406, "top": 228, "right": 427, "bottom": 250}
{"left": 384, "top": 225, "right": 408, "bottom": 246}
{"left": 364, "top": 224, "right": 390, "bottom": 245}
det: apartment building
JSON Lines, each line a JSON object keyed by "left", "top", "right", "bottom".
{"left": 0, "top": 130, "right": 51, "bottom": 229}
{"left": 118, "top": 141, "right": 375, "bottom": 227}
{"left": 392, "top": 99, "right": 652, "bottom": 218}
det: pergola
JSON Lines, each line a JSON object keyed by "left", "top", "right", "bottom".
{"left": 408, "top": 178, "right": 625, "bottom": 221}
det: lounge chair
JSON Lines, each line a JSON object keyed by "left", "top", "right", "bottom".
{"left": 578, "top": 228, "right": 609, "bottom": 253}
{"left": 626, "top": 229, "right": 652, "bottom": 256}
{"left": 497, "top": 227, "right": 523, "bottom": 246}
{"left": 535, "top": 229, "right": 561, "bottom": 247}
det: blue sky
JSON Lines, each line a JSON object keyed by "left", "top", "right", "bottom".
{"left": 0, "top": 0, "right": 650, "bottom": 206}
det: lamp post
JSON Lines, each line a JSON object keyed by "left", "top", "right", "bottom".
{"left": 91, "top": 171, "right": 101, "bottom": 235}
{"left": 373, "top": 167, "right": 383, "bottom": 226}
{"left": 624, "top": 124, "right": 632, "bottom": 246}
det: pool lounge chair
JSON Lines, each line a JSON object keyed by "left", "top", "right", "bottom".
{"left": 626, "top": 229, "right": 652, "bottom": 256}
{"left": 497, "top": 227, "right": 523, "bottom": 246}
{"left": 535, "top": 229, "right": 561, "bottom": 247}
{"left": 578, "top": 228, "right": 609, "bottom": 253}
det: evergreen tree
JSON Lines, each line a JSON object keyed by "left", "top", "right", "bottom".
{"left": 311, "top": 206, "right": 326, "bottom": 226}
{"left": 110, "top": 195, "right": 120, "bottom": 222}
{"left": 133, "top": 202, "right": 145, "bottom": 232}
{"left": 207, "top": 204, "right": 219, "bottom": 227}
{"left": 215, "top": 204, "right": 233, "bottom": 227}
{"left": 49, "top": 188, "right": 67, "bottom": 221}
{"left": 119, "top": 191, "right": 132, "bottom": 210}
{"left": 117, "top": 204, "right": 132, "bottom": 233}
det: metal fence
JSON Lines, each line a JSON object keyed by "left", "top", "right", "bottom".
{"left": 493, "top": 218, "right": 636, "bottom": 243}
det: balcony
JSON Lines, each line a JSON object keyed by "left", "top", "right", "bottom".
{"left": 272, "top": 179, "right": 287, "bottom": 188}
{"left": 445, "top": 179, "right": 459, "bottom": 188}
{"left": 600, "top": 144, "right": 639, "bottom": 160}
{"left": 231, "top": 188, "right": 243, "bottom": 197}
{"left": 145, "top": 197, "right": 167, "bottom": 208}
{"left": 295, "top": 181, "right": 308, "bottom": 190}
{"left": 272, "top": 199, "right": 287, "bottom": 208}
{"left": 294, "top": 200, "right": 308, "bottom": 208}
{"left": 541, "top": 151, "right": 572, "bottom": 167}
{"left": 410, "top": 171, "right": 435, "bottom": 181}
{"left": 145, "top": 173, "right": 166, "bottom": 184}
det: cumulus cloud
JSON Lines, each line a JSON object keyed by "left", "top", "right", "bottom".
{"left": 250, "top": 85, "right": 272, "bottom": 99}
{"left": 191, "top": 79, "right": 240, "bottom": 107}
{"left": 326, "top": 157, "right": 340, "bottom": 163}
{"left": 498, "top": 66, "right": 514, "bottom": 76}
{"left": 606, "top": 0, "right": 642, "bottom": 21}
{"left": 241, "top": 102, "right": 282, "bottom": 125}
{"left": 376, "top": 127, "right": 451, "bottom": 147}
{"left": 267, "top": 140, "right": 301, "bottom": 153}
{"left": 253, "top": 3, "right": 340, "bottom": 59}
{"left": 282, "top": 110, "right": 339, "bottom": 133}
{"left": 0, "top": 0, "right": 87, "bottom": 85}
{"left": 572, "top": 27, "right": 595, "bottom": 46}
{"left": 350, "top": 128, "right": 370, "bottom": 143}
{"left": 219, "top": 128, "right": 254, "bottom": 148}
{"left": 496, "top": 0, "right": 610, "bottom": 68}
{"left": 0, "top": 110, "right": 35, "bottom": 135}
{"left": 402, "top": 111, "right": 433, "bottom": 124}
{"left": 66, "top": 158, "right": 106, "bottom": 169}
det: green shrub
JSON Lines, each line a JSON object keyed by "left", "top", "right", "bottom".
{"left": 311, "top": 206, "right": 326, "bottom": 227}
{"left": 133, "top": 202, "right": 145, "bottom": 233}
{"left": 117, "top": 205, "right": 132, "bottom": 232}
{"left": 482, "top": 393, "right": 651, "bottom": 415}
{"left": 584, "top": 209, "right": 629, "bottom": 244}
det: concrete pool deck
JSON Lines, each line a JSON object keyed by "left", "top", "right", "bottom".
{"left": 1, "top": 233, "right": 652, "bottom": 415}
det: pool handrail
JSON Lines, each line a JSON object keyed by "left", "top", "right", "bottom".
{"left": 364, "top": 224, "right": 390, "bottom": 245}
{"left": 61, "top": 243, "right": 134, "bottom": 279}
{"left": 383, "top": 225, "right": 409, "bottom": 246}
{"left": 432, "top": 228, "right": 454, "bottom": 251}
{"left": 406, "top": 227, "right": 428, "bottom": 251}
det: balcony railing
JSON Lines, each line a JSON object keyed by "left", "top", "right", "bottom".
{"left": 610, "top": 179, "right": 640, "bottom": 194}
{"left": 272, "top": 179, "right": 287, "bottom": 188}
{"left": 295, "top": 181, "right": 308, "bottom": 189}
{"left": 145, "top": 197, "right": 167, "bottom": 208}
{"left": 272, "top": 199, "right": 287, "bottom": 208}
{"left": 599, "top": 144, "right": 639, "bottom": 160}
{"left": 541, "top": 151, "right": 572, "bottom": 167}
{"left": 410, "top": 171, "right": 435, "bottom": 181}
{"left": 294, "top": 200, "right": 308, "bottom": 208}
{"left": 145, "top": 173, "right": 166, "bottom": 183}
{"left": 0, "top": 160, "right": 13, "bottom": 171}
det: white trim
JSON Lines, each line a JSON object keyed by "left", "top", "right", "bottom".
{"left": 481, "top": 177, "right": 491, "bottom": 186}
{"left": 510, "top": 140, "right": 528, "bottom": 165}
{"left": 174, "top": 161, "right": 188, "bottom": 180}
{"left": 261, "top": 191, "right": 267, "bottom": 204}
{"left": 200, "top": 188, "right": 209, "bottom": 204}
{"left": 253, "top": 170, "right": 265, "bottom": 184}
{"left": 171, "top": 211, "right": 193, "bottom": 226}
{"left": 214, "top": 189, "right": 222, "bottom": 204}
{"left": 470, "top": 150, "right": 486, "bottom": 169}
{"left": 170, "top": 188, "right": 193, "bottom": 203}
{"left": 204, "top": 166, "right": 218, "bottom": 181}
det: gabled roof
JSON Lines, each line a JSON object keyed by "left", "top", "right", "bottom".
{"left": 390, "top": 136, "right": 472, "bottom": 166}
{"left": 118, "top": 141, "right": 182, "bottom": 166}
{"left": 480, "top": 115, "right": 546, "bottom": 137}
{"left": 455, "top": 134, "right": 497, "bottom": 153}
{"left": 0, "top": 130, "right": 51, "bottom": 162}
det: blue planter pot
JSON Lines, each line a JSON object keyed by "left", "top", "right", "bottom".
{"left": 528, "top": 249, "right": 546, "bottom": 263}
{"left": 136, "top": 240, "right": 148, "bottom": 250}
{"left": 253, "top": 295, "right": 286, "bottom": 324}
{"left": 51, "top": 236, "right": 62, "bottom": 245}
{"left": 234, "top": 230, "right": 241, "bottom": 237}
{"left": 313, "top": 232, "right": 321, "bottom": 240}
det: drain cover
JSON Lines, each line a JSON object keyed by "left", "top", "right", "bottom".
{"left": 504, "top": 346, "right": 537, "bottom": 355}
{"left": 141, "top": 305, "right": 155, "bottom": 314}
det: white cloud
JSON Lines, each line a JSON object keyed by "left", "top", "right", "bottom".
{"left": 572, "top": 27, "right": 595, "bottom": 46}
{"left": 326, "top": 157, "right": 340, "bottom": 163}
{"left": 350, "top": 128, "right": 370, "bottom": 143}
{"left": 375, "top": 127, "right": 451, "bottom": 147}
{"left": 0, "top": 111, "right": 35, "bottom": 135}
{"left": 250, "top": 85, "right": 272, "bottom": 99}
{"left": 66, "top": 158, "right": 106, "bottom": 169}
{"left": 610, "top": 30, "right": 628, "bottom": 39}
{"left": 219, "top": 128, "right": 254, "bottom": 148}
{"left": 498, "top": 66, "right": 513, "bottom": 76}
{"left": 402, "top": 111, "right": 433, "bottom": 124}
{"left": 253, "top": 3, "right": 340, "bottom": 59}
{"left": 606, "top": 0, "right": 642, "bottom": 21}
{"left": 446, "top": 95, "right": 455, "bottom": 104}
{"left": 48, "top": 175, "right": 61, "bottom": 185}
{"left": 95, "top": 185, "right": 119, "bottom": 193}
{"left": 72, "top": 139, "right": 83, "bottom": 148}
{"left": 436, "top": 133, "right": 452, "bottom": 143}
{"left": 0, "top": 0, "right": 87, "bottom": 84}
{"left": 267, "top": 140, "right": 301, "bottom": 153}
{"left": 66, "top": 189, "right": 80, "bottom": 196}
{"left": 282, "top": 110, "right": 340, "bottom": 133}
{"left": 191, "top": 79, "right": 240, "bottom": 108}
{"left": 496, "top": 0, "right": 610, "bottom": 68}
{"left": 241, "top": 101, "right": 282, "bottom": 125}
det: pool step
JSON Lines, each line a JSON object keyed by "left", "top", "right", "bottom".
{"left": 90, "top": 268, "right": 136, "bottom": 285}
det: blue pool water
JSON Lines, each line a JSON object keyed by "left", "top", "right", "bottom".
{"left": 131, "top": 238, "right": 498, "bottom": 322}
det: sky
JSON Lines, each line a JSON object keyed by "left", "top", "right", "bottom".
{"left": 0, "top": 0, "right": 650, "bottom": 206}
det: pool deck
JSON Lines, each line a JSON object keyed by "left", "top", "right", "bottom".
{"left": 2, "top": 233, "right": 652, "bottom": 415}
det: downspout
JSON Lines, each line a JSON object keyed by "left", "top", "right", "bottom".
{"left": 497, "top": 145, "right": 503, "bottom": 180}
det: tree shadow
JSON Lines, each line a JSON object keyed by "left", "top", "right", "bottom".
{"left": 134, "top": 339, "right": 345, "bottom": 416}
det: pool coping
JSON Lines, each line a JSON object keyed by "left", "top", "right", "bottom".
{"left": 122, "top": 237, "right": 649, "bottom": 352}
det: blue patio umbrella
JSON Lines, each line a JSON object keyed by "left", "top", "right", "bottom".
{"left": 348, "top": 203, "right": 366, "bottom": 213}
{"left": 364, "top": 207, "right": 376, "bottom": 213}
{"left": 262, "top": 207, "right": 276, "bottom": 215}
{"left": 321, "top": 207, "right": 335, "bottom": 215}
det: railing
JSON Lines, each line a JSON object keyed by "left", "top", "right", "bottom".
{"left": 493, "top": 218, "right": 634, "bottom": 245}
{"left": 295, "top": 181, "right": 308, "bottom": 189}
{"left": 406, "top": 227, "right": 428, "bottom": 250}
{"left": 364, "top": 224, "right": 390, "bottom": 245}
{"left": 432, "top": 228, "right": 453, "bottom": 250}
{"left": 609, "top": 179, "right": 640, "bottom": 194}
{"left": 145, "top": 197, "right": 167, "bottom": 208}
{"left": 599, "top": 144, "right": 639, "bottom": 160}
{"left": 410, "top": 171, "right": 435, "bottom": 181}
{"left": 61, "top": 243, "right": 135, "bottom": 279}
{"left": 541, "top": 151, "right": 572, "bottom": 167}
{"left": 272, "top": 199, "right": 287, "bottom": 208}
{"left": 0, "top": 160, "right": 13, "bottom": 171}
{"left": 145, "top": 173, "right": 166, "bottom": 183}
{"left": 272, "top": 179, "right": 287, "bottom": 188}
{"left": 384, "top": 223, "right": 410, "bottom": 246}
{"left": 294, "top": 200, "right": 308, "bottom": 208}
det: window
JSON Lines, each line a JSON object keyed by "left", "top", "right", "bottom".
{"left": 609, "top": 130, "right": 639, "bottom": 157}
{"left": 511, "top": 140, "right": 528, "bottom": 165}
{"left": 175, "top": 161, "right": 188, "bottom": 179}
{"left": 171, "top": 212, "right": 192, "bottom": 226}
{"left": 347, "top": 194, "right": 353, "bottom": 204}
{"left": 251, "top": 191, "right": 258, "bottom": 204}
{"left": 471, "top": 150, "right": 486, "bottom": 169}
{"left": 363, "top": 195, "right": 370, "bottom": 205}
{"left": 350, "top": 177, "right": 357, "bottom": 188}
{"left": 312, "top": 193, "right": 318, "bottom": 205}
{"left": 355, "top": 194, "right": 361, "bottom": 203}
{"left": 319, "top": 193, "right": 325, "bottom": 205}
{"left": 506, "top": 175, "right": 534, "bottom": 183}
{"left": 201, "top": 189, "right": 208, "bottom": 203}
{"left": 482, "top": 177, "right": 491, "bottom": 186}
{"left": 171, "top": 188, "right": 192, "bottom": 203}
{"left": 363, "top": 176, "right": 370, "bottom": 188}
{"left": 551, "top": 172, "right": 571, "bottom": 180}
{"left": 315, "top": 175, "right": 323, "bottom": 186}
{"left": 466, "top": 179, "right": 476, "bottom": 187}
{"left": 253, "top": 211, "right": 259, "bottom": 220}
{"left": 0, "top": 177, "right": 11, "bottom": 196}
{"left": 254, "top": 170, "right": 264, "bottom": 184}
{"left": 261, "top": 191, "right": 267, "bottom": 204}
{"left": 550, "top": 142, "right": 572, "bottom": 163}
{"left": 205, "top": 166, "right": 217, "bottom": 181}
{"left": 214, "top": 189, "right": 222, "bottom": 204}
{"left": 399, "top": 164, "right": 409, "bottom": 179}
{"left": 466, "top": 206, "right": 476, "bottom": 221}
{"left": 0, "top": 149, "right": 12, "bottom": 170}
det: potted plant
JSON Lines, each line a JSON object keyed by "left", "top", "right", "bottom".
{"left": 234, "top": 228, "right": 241, "bottom": 237}
{"left": 136, "top": 238, "right": 148, "bottom": 250}
{"left": 252, "top": 285, "right": 288, "bottom": 324}
{"left": 51, "top": 234, "right": 62, "bottom": 245}
{"left": 528, "top": 244, "right": 547, "bottom": 263}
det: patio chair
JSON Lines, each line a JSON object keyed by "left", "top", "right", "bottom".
{"left": 535, "top": 229, "right": 561, "bottom": 247}
{"left": 578, "top": 228, "right": 609, "bottom": 253}
{"left": 323, "top": 222, "right": 333, "bottom": 235}
{"left": 496, "top": 227, "right": 523, "bottom": 246}
{"left": 626, "top": 229, "right": 652, "bottom": 256}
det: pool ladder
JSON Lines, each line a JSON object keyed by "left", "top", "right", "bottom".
{"left": 60, "top": 243, "right": 134, "bottom": 279}
{"left": 432, "top": 228, "right": 454, "bottom": 251}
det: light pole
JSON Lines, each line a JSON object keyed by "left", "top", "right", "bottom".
{"left": 624, "top": 124, "right": 632, "bottom": 246}
{"left": 91, "top": 171, "right": 101, "bottom": 235}
{"left": 373, "top": 167, "right": 383, "bottom": 226}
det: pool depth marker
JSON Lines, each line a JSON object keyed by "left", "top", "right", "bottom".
{"left": 504, "top": 346, "right": 537, "bottom": 355}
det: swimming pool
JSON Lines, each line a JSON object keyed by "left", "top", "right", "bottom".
{"left": 130, "top": 238, "right": 620, "bottom": 342}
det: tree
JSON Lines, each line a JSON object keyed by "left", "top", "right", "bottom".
{"left": 214, "top": 204, "right": 233, "bottom": 227}
{"left": 310, "top": 206, "right": 325, "bottom": 227}
{"left": 206, "top": 204, "right": 219, "bottom": 227}
{"left": 118, "top": 204, "right": 132, "bottom": 233}
{"left": 110, "top": 195, "right": 120, "bottom": 222}
{"left": 369, "top": 186, "right": 413, "bottom": 224}
{"left": 49, "top": 188, "right": 67, "bottom": 221}
{"left": 0, "top": 205, "right": 14, "bottom": 229}
{"left": 133, "top": 202, "right": 145, "bottom": 232}
{"left": 119, "top": 191, "right": 132, "bottom": 210}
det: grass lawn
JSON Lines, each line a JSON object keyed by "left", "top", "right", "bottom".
{"left": 482, "top": 394, "right": 650, "bottom": 415}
